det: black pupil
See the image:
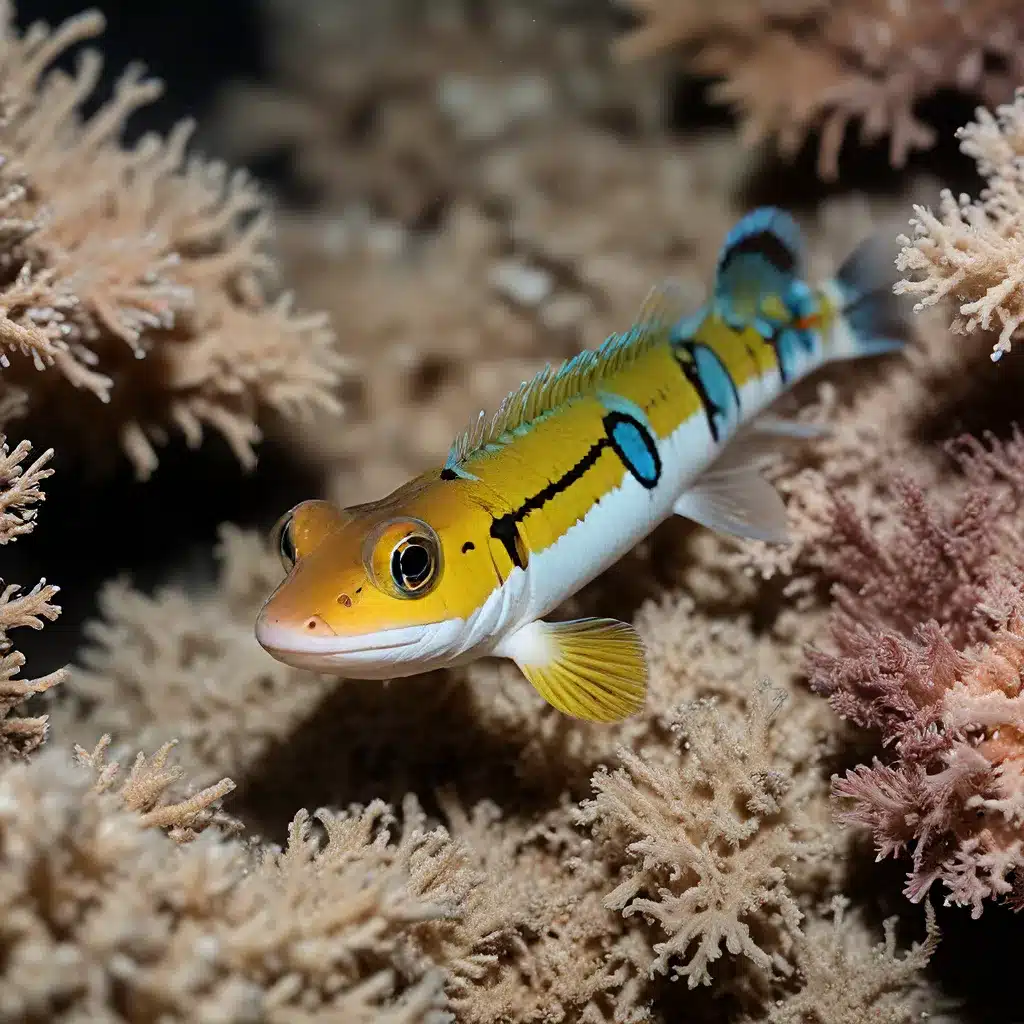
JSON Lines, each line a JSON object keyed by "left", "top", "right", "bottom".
{"left": 396, "top": 542, "right": 431, "bottom": 586}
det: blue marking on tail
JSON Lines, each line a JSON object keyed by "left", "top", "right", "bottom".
{"left": 714, "top": 207, "right": 806, "bottom": 329}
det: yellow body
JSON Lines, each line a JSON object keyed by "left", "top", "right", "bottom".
{"left": 256, "top": 206, "right": 901, "bottom": 722}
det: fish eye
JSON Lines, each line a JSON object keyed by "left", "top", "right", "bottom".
{"left": 271, "top": 511, "right": 297, "bottom": 570}
{"left": 389, "top": 534, "right": 438, "bottom": 597}
{"left": 362, "top": 517, "right": 443, "bottom": 599}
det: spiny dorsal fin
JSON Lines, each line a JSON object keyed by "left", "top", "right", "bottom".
{"left": 446, "top": 317, "right": 672, "bottom": 471}
{"left": 636, "top": 278, "right": 695, "bottom": 333}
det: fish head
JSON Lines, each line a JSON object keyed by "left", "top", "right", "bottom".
{"left": 254, "top": 482, "right": 502, "bottom": 677}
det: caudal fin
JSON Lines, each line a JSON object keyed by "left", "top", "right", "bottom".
{"left": 826, "top": 234, "right": 910, "bottom": 361}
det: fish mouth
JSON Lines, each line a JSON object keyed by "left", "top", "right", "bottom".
{"left": 254, "top": 618, "right": 433, "bottom": 677}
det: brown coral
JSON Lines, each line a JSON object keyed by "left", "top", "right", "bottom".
{"left": 747, "top": 897, "right": 940, "bottom": 1024}
{"left": 617, "top": 0, "right": 1024, "bottom": 179}
{"left": 74, "top": 733, "right": 238, "bottom": 842}
{"left": 0, "top": 4, "right": 343, "bottom": 478}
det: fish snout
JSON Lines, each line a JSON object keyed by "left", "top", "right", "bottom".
{"left": 255, "top": 606, "right": 337, "bottom": 652}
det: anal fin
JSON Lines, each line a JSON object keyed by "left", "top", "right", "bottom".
{"left": 495, "top": 618, "right": 647, "bottom": 723}
{"left": 673, "top": 427, "right": 791, "bottom": 543}
{"left": 751, "top": 415, "right": 830, "bottom": 440}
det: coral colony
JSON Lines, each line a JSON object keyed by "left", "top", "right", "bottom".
{"left": 4, "top": 1, "right": 1024, "bottom": 1021}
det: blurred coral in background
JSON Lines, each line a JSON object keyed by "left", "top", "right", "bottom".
{"left": 2, "top": 0, "right": 1024, "bottom": 1020}
{"left": 0, "top": 2, "right": 343, "bottom": 478}
{"left": 618, "top": 0, "right": 1024, "bottom": 178}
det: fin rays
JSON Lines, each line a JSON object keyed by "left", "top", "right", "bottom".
{"left": 446, "top": 321, "right": 670, "bottom": 470}
{"left": 496, "top": 617, "right": 647, "bottom": 723}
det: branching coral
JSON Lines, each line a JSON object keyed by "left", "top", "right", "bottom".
{"left": 59, "top": 523, "right": 331, "bottom": 786}
{"left": 0, "top": 746, "right": 458, "bottom": 1023}
{"left": 0, "top": 434, "right": 64, "bottom": 759}
{"left": 897, "top": 89, "right": 1024, "bottom": 362}
{"left": 810, "top": 429, "right": 1024, "bottom": 915}
{"left": 747, "top": 897, "right": 940, "bottom": 1024}
{"left": 578, "top": 684, "right": 827, "bottom": 991}
{"left": 75, "top": 733, "right": 238, "bottom": 842}
{"left": 617, "top": 0, "right": 1024, "bottom": 178}
{"left": 437, "top": 796, "right": 652, "bottom": 1024}
{"left": 0, "top": 3, "right": 344, "bottom": 478}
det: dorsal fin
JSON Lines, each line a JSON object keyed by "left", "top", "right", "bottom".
{"left": 636, "top": 278, "right": 693, "bottom": 332}
{"left": 446, "top": 316, "right": 672, "bottom": 471}
{"left": 714, "top": 207, "right": 806, "bottom": 327}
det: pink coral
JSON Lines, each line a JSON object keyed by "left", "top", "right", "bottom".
{"left": 809, "top": 430, "right": 1024, "bottom": 915}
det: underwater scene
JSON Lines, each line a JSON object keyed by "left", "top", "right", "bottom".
{"left": 2, "top": 0, "right": 1024, "bottom": 1020}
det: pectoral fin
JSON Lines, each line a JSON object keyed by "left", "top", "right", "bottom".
{"left": 494, "top": 617, "right": 647, "bottom": 723}
{"left": 673, "top": 428, "right": 791, "bottom": 543}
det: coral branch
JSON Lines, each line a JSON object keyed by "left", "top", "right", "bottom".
{"left": 747, "top": 897, "right": 939, "bottom": 1024}
{"left": 0, "top": 748, "right": 456, "bottom": 1022}
{"left": 810, "top": 431, "right": 1024, "bottom": 914}
{"left": 617, "top": 0, "right": 1024, "bottom": 179}
{"left": 897, "top": 90, "right": 1024, "bottom": 362}
{"left": 0, "top": 4, "right": 345, "bottom": 477}
{"left": 74, "top": 734, "right": 238, "bottom": 842}
{"left": 578, "top": 684, "right": 826, "bottom": 989}
{"left": 0, "top": 433, "right": 63, "bottom": 759}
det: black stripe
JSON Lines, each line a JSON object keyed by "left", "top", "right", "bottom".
{"left": 765, "top": 323, "right": 789, "bottom": 383}
{"left": 718, "top": 230, "right": 796, "bottom": 277}
{"left": 440, "top": 467, "right": 458, "bottom": 481}
{"left": 489, "top": 438, "right": 609, "bottom": 569}
{"left": 671, "top": 342, "right": 724, "bottom": 442}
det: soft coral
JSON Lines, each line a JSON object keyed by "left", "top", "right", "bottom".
{"left": 809, "top": 430, "right": 1024, "bottom": 915}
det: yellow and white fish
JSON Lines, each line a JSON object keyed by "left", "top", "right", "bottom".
{"left": 255, "top": 208, "right": 905, "bottom": 723}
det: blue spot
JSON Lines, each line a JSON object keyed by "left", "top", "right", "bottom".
{"left": 690, "top": 343, "right": 740, "bottom": 438}
{"left": 784, "top": 279, "right": 817, "bottom": 320}
{"left": 604, "top": 412, "right": 661, "bottom": 489}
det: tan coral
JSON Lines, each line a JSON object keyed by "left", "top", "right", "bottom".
{"left": 0, "top": 747, "right": 457, "bottom": 1023}
{"left": 617, "top": 0, "right": 1024, "bottom": 178}
{"left": 748, "top": 897, "right": 940, "bottom": 1024}
{"left": 578, "top": 684, "right": 829, "bottom": 991}
{"left": 0, "top": 433, "right": 64, "bottom": 760}
{"left": 897, "top": 89, "right": 1024, "bottom": 362}
{"left": 0, "top": 4, "right": 344, "bottom": 478}
{"left": 74, "top": 733, "right": 238, "bottom": 842}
